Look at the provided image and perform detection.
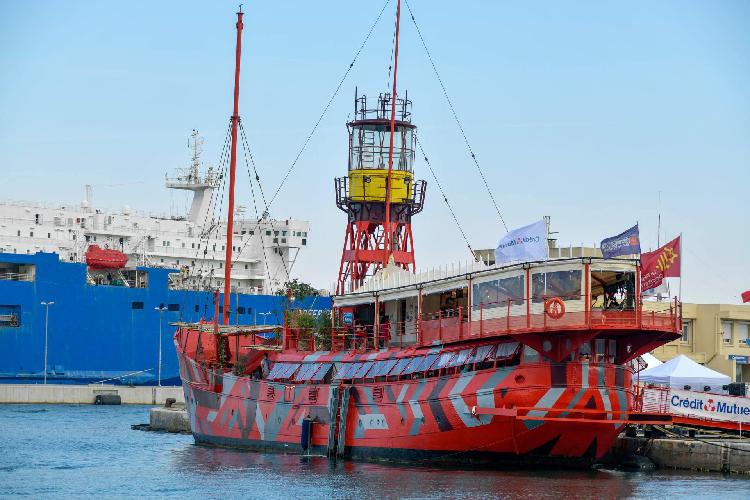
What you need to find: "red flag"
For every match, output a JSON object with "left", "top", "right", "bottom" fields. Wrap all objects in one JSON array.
[
  {"left": 742, "top": 290, "right": 750, "bottom": 303},
  {"left": 641, "top": 236, "right": 681, "bottom": 290}
]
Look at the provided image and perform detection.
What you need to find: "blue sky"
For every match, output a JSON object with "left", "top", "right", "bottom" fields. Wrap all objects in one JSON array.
[{"left": 1, "top": 0, "right": 748, "bottom": 303}]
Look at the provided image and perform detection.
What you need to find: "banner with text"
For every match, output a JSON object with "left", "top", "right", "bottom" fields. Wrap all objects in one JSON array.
[
  {"left": 641, "top": 235, "right": 681, "bottom": 291},
  {"left": 601, "top": 224, "right": 641, "bottom": 259},
  {"left": 666, "top": 389, "right": 750, "bottom": 423},
  {"left": 494, "top": 219, "right": 548, "bottom": 266}
]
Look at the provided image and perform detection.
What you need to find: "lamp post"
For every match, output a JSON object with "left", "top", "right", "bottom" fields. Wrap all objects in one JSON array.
[
  {"left": 41, "top": 301, "right": 54, "bottom": 384},
  {"left": 155, "top": 305, "right": 167, "bottom": 386},
  {"left": 258, "top": 312, "right": 271, "bottom": 326}
]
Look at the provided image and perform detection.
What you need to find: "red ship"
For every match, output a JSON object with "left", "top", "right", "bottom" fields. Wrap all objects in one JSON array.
[{"left": 175, "top": 5, "right": 681, "bottom": 466}]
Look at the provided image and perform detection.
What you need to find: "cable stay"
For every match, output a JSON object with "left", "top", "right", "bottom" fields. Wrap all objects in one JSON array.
[
  {"left": 266, "top": 0, "right": 392, "bottom": 211},
  {"left": 414, "top": 133, "right": 476, "bottom": 259},
  {"left": 404, "top": 0, "right": 509, "bottom": 232}
]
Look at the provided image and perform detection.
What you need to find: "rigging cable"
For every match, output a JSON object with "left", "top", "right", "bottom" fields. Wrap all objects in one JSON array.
[
  {"left": 237, "top": 121, "right": 281, "bottom": 286},
  {"left": 414, "top": 133, "right": 475, "bottom": 259},
  {"left": 403, "top": 0, "right": 508, "bottom": 232},
  {"left": 196, "top": 125, "right": 231, "bottom": 283},
  {"left": 266, "top": 0, "right": 392, "bottom": 210}
]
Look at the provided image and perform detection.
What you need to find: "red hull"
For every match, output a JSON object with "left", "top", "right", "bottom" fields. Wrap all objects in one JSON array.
[{"left": 176, "top": 338, "right": 633, "bottom": 466}]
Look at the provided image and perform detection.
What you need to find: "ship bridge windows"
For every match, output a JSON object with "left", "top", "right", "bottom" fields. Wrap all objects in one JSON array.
[
  {"left": 421, "top": 287, "right": 468, "bottom": 319},
  {"left": 532, "top": 270, "right": 582, "bottom": 303},
  {"left": 472, "top": 275, "right": 524, "bottom": 310},
  {"left": 590, "top": 270, "right": 635, "bottom": 310}
]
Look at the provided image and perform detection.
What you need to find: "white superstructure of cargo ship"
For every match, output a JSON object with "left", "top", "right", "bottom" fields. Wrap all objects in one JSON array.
[{"left": 0, "top": 131, "right": 309, "bottom": 294}]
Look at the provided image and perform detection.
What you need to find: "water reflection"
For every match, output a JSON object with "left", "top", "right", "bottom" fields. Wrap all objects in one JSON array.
[{"left": 170, "top": 444, "right": 638, "bottom": 499}]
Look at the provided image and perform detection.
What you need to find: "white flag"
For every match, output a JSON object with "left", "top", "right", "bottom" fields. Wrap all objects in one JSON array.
[{"left": 494, "top": 219, "right": 548, "bottom": 265}]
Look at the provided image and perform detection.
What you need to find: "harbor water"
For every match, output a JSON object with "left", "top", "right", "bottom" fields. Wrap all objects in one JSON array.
[{"left": 1, "top": 405, "right": 748, "bottom": 499}]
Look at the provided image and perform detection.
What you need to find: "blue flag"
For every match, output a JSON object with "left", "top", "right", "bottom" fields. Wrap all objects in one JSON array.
[{"left": 600, "top": 224, "right": 641, "bottom": 259}]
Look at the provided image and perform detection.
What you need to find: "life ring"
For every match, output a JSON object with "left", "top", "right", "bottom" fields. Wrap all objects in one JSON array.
[{"left": 544, "top": 297, "right": 565, "bottom": 320}]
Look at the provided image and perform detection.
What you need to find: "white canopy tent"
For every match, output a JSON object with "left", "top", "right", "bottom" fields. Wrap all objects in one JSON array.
[
  {"left": 639, "top": 354, "right": 730, "bottom": 394},
  {"left": 640, "top": 353, "right": 662, "bottom": 370}
]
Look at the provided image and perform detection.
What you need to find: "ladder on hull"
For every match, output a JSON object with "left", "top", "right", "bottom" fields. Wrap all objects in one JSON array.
[{"left": 326, "top": 385, "right": 351, "bottom": 459}]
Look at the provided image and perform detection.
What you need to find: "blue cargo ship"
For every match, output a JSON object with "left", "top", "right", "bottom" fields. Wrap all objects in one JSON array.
[{"left": 0, "top": 252, "right": 330, "bottom": 385}]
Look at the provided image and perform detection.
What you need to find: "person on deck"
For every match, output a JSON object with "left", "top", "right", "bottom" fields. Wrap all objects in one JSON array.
[
  {"left": 379, "top": 316, "right": 391, "bottom": 348},
  {"left": 260, "top": 353, "right": 271, "bottom": 378}
]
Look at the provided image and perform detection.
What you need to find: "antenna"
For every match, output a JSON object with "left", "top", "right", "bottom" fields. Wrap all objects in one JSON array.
[{"left": 657, "top": 191, "right": 662, "bottom": 247}]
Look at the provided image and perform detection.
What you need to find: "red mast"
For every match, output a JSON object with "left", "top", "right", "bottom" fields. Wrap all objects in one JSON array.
[
  {"left": 383, "top": 0, "right": 402, "bottom": 266},
  {"left": 223, "top": 8, "right": 244, "bottom": 324}
]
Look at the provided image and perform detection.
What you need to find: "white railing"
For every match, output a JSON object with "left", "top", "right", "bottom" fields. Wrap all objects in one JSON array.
[{"left": 0, "top": 272, "right": 32, "bottom": 282}]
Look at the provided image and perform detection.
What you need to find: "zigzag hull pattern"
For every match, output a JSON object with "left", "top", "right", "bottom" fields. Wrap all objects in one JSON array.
[{"left": 177, "top": 344, "right": 630, "bottom": 465}]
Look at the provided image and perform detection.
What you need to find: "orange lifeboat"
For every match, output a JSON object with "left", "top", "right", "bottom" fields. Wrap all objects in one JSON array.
[{"left": 85, "top": 245, "right": 128, "bottom": 270}]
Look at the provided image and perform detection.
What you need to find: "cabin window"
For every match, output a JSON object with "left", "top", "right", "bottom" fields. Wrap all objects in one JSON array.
[
  {"left": 532, "top": 270, "right": 582, "bottom": 303},
  {"left": 167, "top": 304, "right": 180, "bottom": 312},
  {"left": 131, "top": 301, "right": 144, "bottom": 310},
  {"left": 522, "top": 345, "right": 540, "bottom": 363},
  {"left": 194, "top": 305, "right": 200, "bottom": 313},
  {"left": 473, "top": 275, "right": 524, "bottom": 310},
  {"left": 495, "top": 342, "right": 521, "bottom": 360},
  {"left": 237, "top": 306, "right": 246, "bottom": 314}
]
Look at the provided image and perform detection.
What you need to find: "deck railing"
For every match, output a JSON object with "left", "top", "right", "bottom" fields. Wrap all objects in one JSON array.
[{"left": 282, "top": 296, "right": 681, "bottom": 353}]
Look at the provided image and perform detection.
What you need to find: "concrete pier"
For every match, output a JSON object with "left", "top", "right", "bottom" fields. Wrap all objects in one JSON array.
[
  {"left": 611, "top": 436, "right": 750, "bottom": 474},
  {"left": 149, "top": 406, "right": 190, "bottom": 433},
  {"left": 0, "top": 384, "right": 184, "bottom": 405}
]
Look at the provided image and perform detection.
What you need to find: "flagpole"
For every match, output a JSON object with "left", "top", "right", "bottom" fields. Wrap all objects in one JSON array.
[
  {"left": 678, "top": 232, "right": 683, "bottom": 302},
  {"left": 677, "top": 233, "right": 685, "bottom": 303}
]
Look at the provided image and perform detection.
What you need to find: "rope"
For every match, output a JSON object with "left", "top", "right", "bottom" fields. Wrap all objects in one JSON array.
[
  {"left": 414, "top": 133, "right": 475, "bottom": 259},
  {"left": 404, "top": 0, "right": 508, "bottom": 232},
  {"left": 266, "top": 0, "right": 392, "bottom": 210}
]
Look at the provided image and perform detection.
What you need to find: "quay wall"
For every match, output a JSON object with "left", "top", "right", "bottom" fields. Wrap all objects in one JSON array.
[
  {"left": 0, "top": 384, "right": 184, "bottom": 405},
  {"left": 614, "top": 436, "right": 750, "bottom": 474}
]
